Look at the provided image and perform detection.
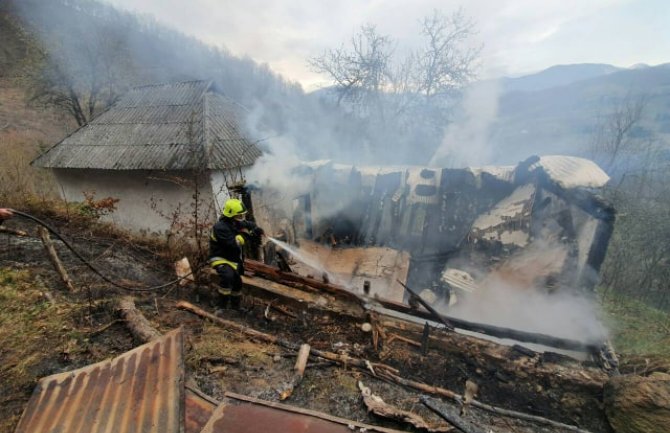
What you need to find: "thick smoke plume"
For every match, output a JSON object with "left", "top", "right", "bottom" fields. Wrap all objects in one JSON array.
[{"left": 429, "top": 79, "right": 501, "bottom": 167}]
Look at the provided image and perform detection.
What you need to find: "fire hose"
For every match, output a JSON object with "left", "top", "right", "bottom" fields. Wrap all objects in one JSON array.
[{"left": 7, "top": 209, "right": 200, "bottom": 292}]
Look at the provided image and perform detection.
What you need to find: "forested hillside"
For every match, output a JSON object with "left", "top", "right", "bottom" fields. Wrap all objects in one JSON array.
[{"left": 492, "top": 63, "right": 670, "bottom": 164}]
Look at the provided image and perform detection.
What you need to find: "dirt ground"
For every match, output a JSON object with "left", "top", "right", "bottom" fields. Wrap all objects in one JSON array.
[{"left": 0, "top": 215, "right": 614, "bottom": 433}]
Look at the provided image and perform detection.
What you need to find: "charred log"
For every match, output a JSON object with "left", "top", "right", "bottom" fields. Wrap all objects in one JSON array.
[{"left": 117, "top": 296, "right": 162, "bottom": 343}]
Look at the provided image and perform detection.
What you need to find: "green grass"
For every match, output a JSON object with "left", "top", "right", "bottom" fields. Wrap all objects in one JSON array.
[
  {"left": 599, "top": 289, "right": 670, "bottom": 358},
  {"left": 0, "top": 268, "right": 85, "bottom": 433}
]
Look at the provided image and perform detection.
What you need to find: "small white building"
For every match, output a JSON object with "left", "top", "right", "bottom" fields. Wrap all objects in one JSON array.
[{"left": 32, "top": 80, "right": 262, "bottom": 234}]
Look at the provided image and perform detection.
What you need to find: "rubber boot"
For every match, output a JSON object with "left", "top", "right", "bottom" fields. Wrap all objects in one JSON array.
[
  {"left": 230, "top": 295, "right": 242, "bottom": 311},
  {"left": 219, "top": 294, "right": 231, "bottom": 310}
]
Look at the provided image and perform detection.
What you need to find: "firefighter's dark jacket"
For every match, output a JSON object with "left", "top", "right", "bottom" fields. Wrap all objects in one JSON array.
[{"left": 209, "top": 216, "right": 259, "bottom": 264}]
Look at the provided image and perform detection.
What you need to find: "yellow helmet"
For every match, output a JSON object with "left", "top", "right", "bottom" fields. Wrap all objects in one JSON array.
[{"left": 222, "top": 198, "right": 247, "bottom": 218}]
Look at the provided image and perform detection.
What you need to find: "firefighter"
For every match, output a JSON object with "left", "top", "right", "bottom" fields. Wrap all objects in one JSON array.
[{"left": 209, "top": 198, "right": 264, "bottom": 311}]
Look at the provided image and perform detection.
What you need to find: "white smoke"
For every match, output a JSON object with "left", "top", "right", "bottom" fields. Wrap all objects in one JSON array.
[
  {"left": 439, "top": 241, "right": 608, "bottom": 343},
  {"left": 429, "top": 79, "right": 501, "bottom": 167},
  {"left": 447, "top": 280, "right": 607, "bottom": 343}
]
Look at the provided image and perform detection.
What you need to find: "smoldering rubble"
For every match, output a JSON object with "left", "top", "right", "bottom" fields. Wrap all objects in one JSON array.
[{"left": 251, "top": 154, "right": 614, "bottom": 343}]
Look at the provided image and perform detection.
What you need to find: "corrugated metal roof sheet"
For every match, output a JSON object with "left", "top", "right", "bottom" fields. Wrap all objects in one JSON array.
[
  {"left": 201, "top": 393, "right": 406, "bottom": 433},
  {"left": 185, "top": 387, "right": 217, "bottom": 433},
  {"left": 32, "top": 80, "right": 261, "bottom": 170},
  {"left": 14, "top": 328, "right": 184, "bottom": 433}
]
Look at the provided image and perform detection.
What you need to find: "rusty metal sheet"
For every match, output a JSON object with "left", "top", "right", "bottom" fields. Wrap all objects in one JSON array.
[
  {"left": 185, "top": 387, "right": 217, "bottom": 433},
  {"left": 14, "top": 328, "right": 184, "bottom": 433},
  {"left": 200, "top": 393, "right": 405, "bottom": 433}
]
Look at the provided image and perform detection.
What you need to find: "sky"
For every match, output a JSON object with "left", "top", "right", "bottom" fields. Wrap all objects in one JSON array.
[{"left": 103, "top": 0, "right": 670, "bottom": 90}]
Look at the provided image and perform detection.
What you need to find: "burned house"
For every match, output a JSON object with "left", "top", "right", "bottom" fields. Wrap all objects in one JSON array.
[
  {"left": 32, "top": 80, "right": 262, "bottom": 234},
  {"left": 252, "top": 155, "right": 614, "bottom": 308}
]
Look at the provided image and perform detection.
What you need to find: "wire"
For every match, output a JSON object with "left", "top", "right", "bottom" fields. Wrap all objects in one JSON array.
[{"left": 9, "top": 209, "right": 201, "bottom": 292}]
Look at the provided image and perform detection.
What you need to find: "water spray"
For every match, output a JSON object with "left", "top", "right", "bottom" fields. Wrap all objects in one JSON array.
[{"left": 266, "top": 237, "right": 348, "bottom": 288}]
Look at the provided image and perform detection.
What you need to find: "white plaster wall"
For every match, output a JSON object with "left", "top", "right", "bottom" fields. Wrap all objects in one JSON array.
[
  {"left": 209, "top": 170, "right": 231, "bottom": 213},
  {"left": 53, "top": 169, "right": 217, "bottom": 235},
  {"left": 209, "top": 167, "right": 254, "bottom": 213}
]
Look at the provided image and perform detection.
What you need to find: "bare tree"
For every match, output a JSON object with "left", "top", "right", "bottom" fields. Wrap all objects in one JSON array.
[
  {"left": 309, "top": 10, "right": 479, "bottom": 162},
  {"left": 414, "top": 9, "right": 480, "bottom": 100},
  {"left": 23, "top": 21, "right": 132, "bottom": 126},
  {"left": 589, "top": 95, "right": 648, "bottom": 174},
  {"left": 595, "top": 95, "right": 670, "bottom": 309},
  {"left": 309, "top": 24, "right": 394, "bottom": 110}
]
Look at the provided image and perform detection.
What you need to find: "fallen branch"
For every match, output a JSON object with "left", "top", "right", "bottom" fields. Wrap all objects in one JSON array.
[
  {"left": 88, "top": 319, "right": 122, "bottom": 337},
  {"left": 272, "top": 304, "right": 298, "bottom": 318},
  {"left": 38, "top": 227, "right": 75, "bottom": 292},
  {"left": 387, "top": 333, "right": 422, "bottom": 348},
  {"left": 359, "top": 382, "right": 451, "bottom": 432},
  {"left": 306, "top": 360, "right": 336, "bottom": 368},
  {"left": 279, "top": 343, "right": 311, "bottom": 400},
  {"left": 294, "top": 343, "right": 310, "bottom": 377},
  {"left": 0, "top": 226, "right": 29, "bottom": 236},
  {"left": 177, "top": 300, "right": 592, "bottom": 433},
  {"left": 117, "top": 296, "right": 162, "bottom": 342}
]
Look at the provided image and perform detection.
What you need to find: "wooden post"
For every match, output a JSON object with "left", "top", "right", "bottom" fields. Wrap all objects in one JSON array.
[{"left": 422, "top": 322, "right": 431, "bottom": 356}]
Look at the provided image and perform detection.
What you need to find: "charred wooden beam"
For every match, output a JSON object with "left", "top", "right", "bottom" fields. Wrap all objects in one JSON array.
[
  {"left": 421, "top": 397, "right": 484, "bottom": 433},
  {"left": 397, "top": 280, "right": 454, "bottom": 331},
  {"left": 245, "top": 260, "right": 362, "bottom": 303}
]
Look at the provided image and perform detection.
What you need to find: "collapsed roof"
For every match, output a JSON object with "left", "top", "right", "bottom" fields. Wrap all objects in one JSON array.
[{"left": 252, "top": 155, "right": 614, "bottom": 301}]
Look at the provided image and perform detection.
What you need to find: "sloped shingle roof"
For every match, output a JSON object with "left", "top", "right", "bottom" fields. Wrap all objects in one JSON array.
[{"left": 32, "top": 80, "right": 262, "bottom": 170}]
